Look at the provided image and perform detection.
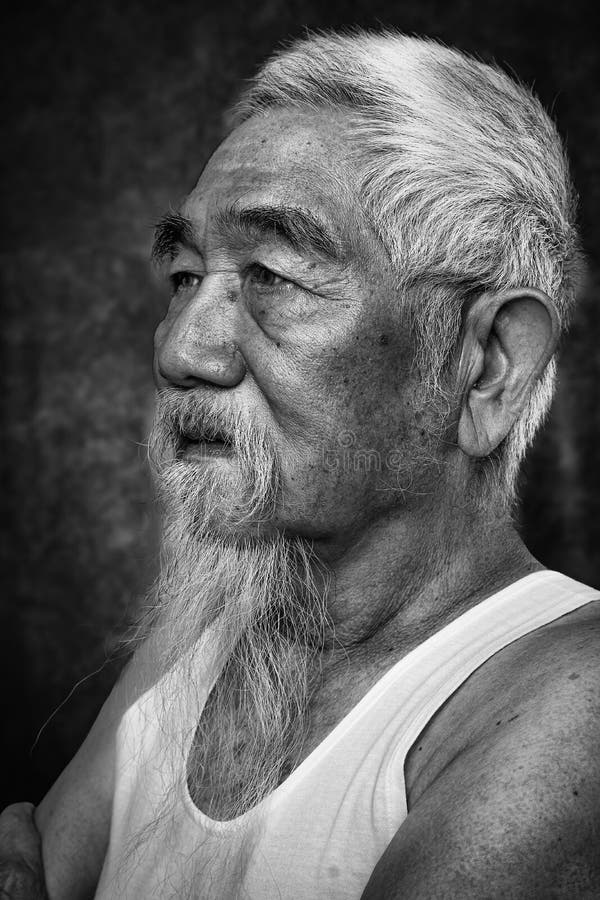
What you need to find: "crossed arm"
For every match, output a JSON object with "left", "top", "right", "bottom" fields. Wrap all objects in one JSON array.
[{"left": 0, "top": 712, "right": 115, "bottom": 900}]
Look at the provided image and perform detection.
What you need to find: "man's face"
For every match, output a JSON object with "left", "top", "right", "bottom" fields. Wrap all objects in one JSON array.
[{"left": 153, "top": 108, "right": 433, "bottom": 557}]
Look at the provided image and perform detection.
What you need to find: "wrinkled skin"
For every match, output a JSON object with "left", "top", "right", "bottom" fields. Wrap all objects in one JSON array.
[
  {"left": 153, "top": 108, "right": 438, "bottom": 562},
  {"left": 25, "top": 104, "right": 600, "bottom": 900}
]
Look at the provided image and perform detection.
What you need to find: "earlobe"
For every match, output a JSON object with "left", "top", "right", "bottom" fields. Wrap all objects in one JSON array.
[{"left": 456, "top": 288, "right": 559, "bottom": 458}]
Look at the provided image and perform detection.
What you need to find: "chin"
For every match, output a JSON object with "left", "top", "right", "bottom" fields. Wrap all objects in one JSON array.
[{"left": 157, "top": 457, "right": 280, "bottom": 545}]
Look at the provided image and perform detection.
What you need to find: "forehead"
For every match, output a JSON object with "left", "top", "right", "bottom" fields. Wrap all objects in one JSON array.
[{"left": 182, "top": 108, "right": 367, "bottom": 243}]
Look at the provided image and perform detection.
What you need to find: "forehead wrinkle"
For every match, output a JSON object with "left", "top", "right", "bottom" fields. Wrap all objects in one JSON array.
[{"left": 213, "top": 201, "right": 346, "bottom": 262}]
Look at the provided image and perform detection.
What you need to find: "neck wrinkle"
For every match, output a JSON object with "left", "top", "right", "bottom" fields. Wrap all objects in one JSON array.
[{"left": 310, "top": 497, "right": 537, "bottom": 656}]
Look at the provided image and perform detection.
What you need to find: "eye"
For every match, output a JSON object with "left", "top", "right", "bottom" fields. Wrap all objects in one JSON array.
[
  {"left": 169, "top": 271, "right": 202, "bottom": 295},
  {"left": 246, "top": 263, "right": 287, "bottom": 289}
]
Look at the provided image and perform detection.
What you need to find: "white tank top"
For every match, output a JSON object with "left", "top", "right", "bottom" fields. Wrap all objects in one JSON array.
[{"left": 94, "top": 571, "right": 598, "bottom": 899}]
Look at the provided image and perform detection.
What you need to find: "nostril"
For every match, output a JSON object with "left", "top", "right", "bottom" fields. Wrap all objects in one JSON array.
[
  {"left": 156, "top": 364, "right": 195, "bottom": 388},
  {"left": 199, "top": 350, "right": 247, "bottom": 386},
  {"left": 155, "top": 342, "right": 195, "bottom": 387},
  {"left": 155, "top": 341, "right": 247, "bottom": 389}
]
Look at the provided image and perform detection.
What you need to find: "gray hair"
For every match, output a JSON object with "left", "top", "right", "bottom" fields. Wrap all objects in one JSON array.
[{"left": 228, "top": 29, "right": 581, "bottom": 508}]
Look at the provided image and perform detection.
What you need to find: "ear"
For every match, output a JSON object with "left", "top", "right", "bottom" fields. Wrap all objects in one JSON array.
[{"left": 456, "top": 287, "right": 559, "bottom": 457}]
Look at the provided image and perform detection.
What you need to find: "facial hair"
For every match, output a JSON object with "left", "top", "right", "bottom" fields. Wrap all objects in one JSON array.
[{"left": 139, "top": 387, "right": 331, "bottom": 821}]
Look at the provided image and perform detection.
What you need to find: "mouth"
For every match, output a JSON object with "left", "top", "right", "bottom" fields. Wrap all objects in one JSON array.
[{"left": 176, "top": 424, "right": 234, "bottom": 461}]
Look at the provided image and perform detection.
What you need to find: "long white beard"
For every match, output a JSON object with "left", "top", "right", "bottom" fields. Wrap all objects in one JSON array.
[{"left": 138, "top": 388, "right": 331, "bottom": 820}]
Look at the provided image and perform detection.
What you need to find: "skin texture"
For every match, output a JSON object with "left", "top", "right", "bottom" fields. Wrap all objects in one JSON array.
[
  {"left": 364, "top": 601, "right": 600, "bottom": 898},
  {"left": 153, "top": 109, "right": 427, "bottom": 555},
  {"left": 21, "top": 107, "right": 600, "bottom": 898},
  {"left": 0, "top": 803, "right": 48, "bottom": 899}
]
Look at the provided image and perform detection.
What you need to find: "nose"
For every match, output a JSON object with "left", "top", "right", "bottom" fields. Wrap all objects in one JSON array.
[{"left": 154, "top": 278, "right": 247, "bottom": 390}]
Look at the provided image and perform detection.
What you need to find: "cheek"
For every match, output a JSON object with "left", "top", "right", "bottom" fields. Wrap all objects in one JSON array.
[
  {"left": 246, "top": 294, "right": 325, "bottom": 339},
  {"left": 322, "top": 334, "right": 418, "bottom": 454},
  {"left": 240, "top": 314, "right": 357, "bottom": 423},
  {"left": 320, "top": 333, "right": 403, "bottom": 407},
  {"left": 276, "top": 444, "right": 369, "bottom": 533}
]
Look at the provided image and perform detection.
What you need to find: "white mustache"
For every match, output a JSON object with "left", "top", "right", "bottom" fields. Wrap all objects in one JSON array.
[
  {"left": 153, "top": 387, "right": 247, "bottom": 454},
  {"left": 148, "top": 387, "right": 283, "bottom": 534}
]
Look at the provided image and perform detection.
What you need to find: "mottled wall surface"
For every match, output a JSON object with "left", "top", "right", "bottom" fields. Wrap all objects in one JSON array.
[{"left": 2, "top": 0, "right": 599, "bottom": 805}]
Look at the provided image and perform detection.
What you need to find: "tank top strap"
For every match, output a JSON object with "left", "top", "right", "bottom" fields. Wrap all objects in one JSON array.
[{"left": 382, "top": 569, "right": 599, "bottom": 768}]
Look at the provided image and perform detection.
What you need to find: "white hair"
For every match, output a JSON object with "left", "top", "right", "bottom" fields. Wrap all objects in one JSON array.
[{"left": 229, "top": 29, "right": 582, "bottom": 507}]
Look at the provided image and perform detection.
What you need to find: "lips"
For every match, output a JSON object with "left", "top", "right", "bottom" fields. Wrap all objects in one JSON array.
[{"left": 175, "top": 424, "right": 234, "bottom": 460}]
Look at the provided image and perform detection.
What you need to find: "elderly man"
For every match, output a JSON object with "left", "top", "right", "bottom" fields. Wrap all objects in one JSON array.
[{"left": 2, "top": 28, "right": 599, "bottom": 899}]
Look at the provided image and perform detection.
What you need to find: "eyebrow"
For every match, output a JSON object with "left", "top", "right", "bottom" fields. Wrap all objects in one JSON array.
[
  {"left": 151, "top": 203, "right": 344, "bottom": 265},
  {"left": 151, "top": 213, "right": 198, "bottom": 265},
  {"left": 214, "top": 203, "right": 343, "bottom": 262}
]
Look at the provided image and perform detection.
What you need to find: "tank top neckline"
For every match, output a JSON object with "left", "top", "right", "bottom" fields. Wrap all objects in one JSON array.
[{"left": 179, "top": 569, "right": 596, "bottom": 830}]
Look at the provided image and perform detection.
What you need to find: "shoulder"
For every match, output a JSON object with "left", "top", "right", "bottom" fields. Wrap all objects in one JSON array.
[
  {"left": 480, "top": 590, "right": 600, "bottom": 726},
  {"left": 461, "top": 593, "right": 600, "bottom": 818},
  {"left": 407, "top": 587, "right": 600, "bottom": 804},
  {"left": 364, "top": 590, "right": 600, "bottom": 899},
  {"left": 464, "top": 590, "right": 600, "bottom": 755}
]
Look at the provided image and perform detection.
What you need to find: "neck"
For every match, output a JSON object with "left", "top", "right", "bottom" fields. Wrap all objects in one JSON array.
[{"left": 310, "top": 494, "right": 541, "bottom": 654}]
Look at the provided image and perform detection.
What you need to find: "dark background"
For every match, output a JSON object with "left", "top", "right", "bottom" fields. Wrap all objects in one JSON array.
[{"left": 1, "top": 0, "right": 599, "bottom": 808}]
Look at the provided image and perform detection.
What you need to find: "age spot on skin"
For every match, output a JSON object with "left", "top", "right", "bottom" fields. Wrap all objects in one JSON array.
[{"left": 568, "top": 672, "right": 581, "bottom": 680}]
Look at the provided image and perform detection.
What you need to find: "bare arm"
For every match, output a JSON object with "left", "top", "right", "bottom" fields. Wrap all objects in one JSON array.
[
  {"left": 34, "top": 706, "right": 115, "bottom": 900},
  {"left": 34, "top": 642, "right": 157, "bottom": 900},
  {"left": 362, "top": 609, "right": 600, "bottom": 898}
]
